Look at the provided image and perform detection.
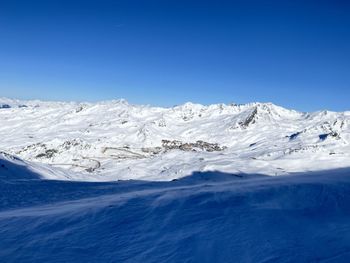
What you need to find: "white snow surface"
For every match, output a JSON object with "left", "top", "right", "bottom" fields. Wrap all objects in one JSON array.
[{"left": 0, "top": 97, "right": 349, "bottom": 181}]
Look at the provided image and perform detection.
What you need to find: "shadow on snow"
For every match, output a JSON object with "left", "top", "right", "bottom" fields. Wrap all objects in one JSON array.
[{"left": 1, "top": 159, "right": 350, "bottom": 262}]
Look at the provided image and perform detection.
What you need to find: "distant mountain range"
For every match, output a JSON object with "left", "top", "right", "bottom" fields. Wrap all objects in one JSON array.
[{"left": 0, "top": 97, "right": 349, "bottom": 181}]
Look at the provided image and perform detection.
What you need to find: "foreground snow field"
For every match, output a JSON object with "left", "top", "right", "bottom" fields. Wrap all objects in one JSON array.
[
  {"left": 1, "top": 154, "right": 350, "bottom": 262},
  {"left": 0, "top": 97, "right": 349, "bottom": 181}
]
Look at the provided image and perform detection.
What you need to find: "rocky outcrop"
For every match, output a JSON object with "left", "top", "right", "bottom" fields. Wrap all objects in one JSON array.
[
  {"left": 239, "top": 107, "right": 258, "bottom": 128},
  {"left": 0, "top": 104, "right": 11, "bottom": 109},
  {"left": 36, "top": 149, "right": 58, "bottom": 159}
]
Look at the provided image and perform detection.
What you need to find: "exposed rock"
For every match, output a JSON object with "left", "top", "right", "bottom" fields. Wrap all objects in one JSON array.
[
  {"left": 239, "top": 107, "right": 258, "bottom": 128},
  {"left": 75, "top": 106, "right": 84, "bottom": 113},
  {"left": 62, "top": 140, "right": 80, "bottom": 150},
  {"left": 330, "top": 131, "right": 341, "bottom": 139},
  {"left": 61, "top": 139, "right": 91, "bottom": 150},
  {"left": 284, "top": 145, "right": 321, "bottom": 155},
  {"left": 36, "top": 149, "right": 58, "bottom": 159},
  {"left": 157, "top": 118, "right": 167, "bottom": 127},
  {"left": 17, "top": 143, "right": 47, "bottom": 155},
  {"left": 0, "top": 104, "right": 11, "bottom": 109}
]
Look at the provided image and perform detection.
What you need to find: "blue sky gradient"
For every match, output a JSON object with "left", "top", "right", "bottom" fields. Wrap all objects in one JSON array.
[{"left": 0, "top": 0, "right": 349, "bottom": 111}]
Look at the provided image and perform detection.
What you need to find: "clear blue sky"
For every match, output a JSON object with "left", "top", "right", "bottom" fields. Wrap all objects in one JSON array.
[{"left": 0, "top": 0, "right": 349, "bottom": 111}]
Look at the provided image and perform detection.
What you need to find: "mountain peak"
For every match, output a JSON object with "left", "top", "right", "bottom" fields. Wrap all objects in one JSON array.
[{"left": 0, "top": 97, "right": 349, "bottom": 181}]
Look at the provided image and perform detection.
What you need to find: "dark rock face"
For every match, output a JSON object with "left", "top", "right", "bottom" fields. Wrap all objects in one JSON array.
[
  {"left": 239, "top": 107, "right": 258, "bottom": 128},
  {"left": 329, "top": 131, "right": 341, "bottom": 139},
  {"left": 161, "top": 140, "right": 226, "bottom": 152},
  {"left": 61, "top": 139, "right": 85, "bottom": 150},
  {"left": 0, "top": 104, "right": 11, "bottom": 109},
  {"left": 75, "top": 106, "right": 84, "bottom": 113},
  {"left": 36, "top": 149, "right": 58, "bottom": 159}
]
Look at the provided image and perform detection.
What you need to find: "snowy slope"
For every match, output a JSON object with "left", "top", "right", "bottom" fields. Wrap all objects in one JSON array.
[
  {"left": 0, "top": 97, "right": 349, "bottom": 181},
  {"left": 1, "top": 100, "right": 350, "bottom": 262},
  {"left": 1, "top": 156, "right": 350, "bottom": 262}
]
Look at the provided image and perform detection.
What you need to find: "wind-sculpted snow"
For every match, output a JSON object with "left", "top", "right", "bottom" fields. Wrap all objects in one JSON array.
[
  {"left": 1, "top": 156, "right": 350, "bottom": 262},
  {"left": 0, "top": 97, "right": 349, "bottom": 181}
]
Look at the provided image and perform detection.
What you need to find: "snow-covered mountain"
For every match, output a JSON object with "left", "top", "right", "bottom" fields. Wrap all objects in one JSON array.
[
  {"left": 0, "top": 97, "right": 349, "bottom": 181},
  {"left": 1, "top": 98, "right": 350, "bottom": 263}
]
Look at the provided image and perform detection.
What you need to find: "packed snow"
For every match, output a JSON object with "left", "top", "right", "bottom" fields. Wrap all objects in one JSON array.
[
  {"left": 1, "top": 153, "right": 350, "bottom": 262},
  {"left": 0, "top": 97, "right": 349, "bottom": 181}
]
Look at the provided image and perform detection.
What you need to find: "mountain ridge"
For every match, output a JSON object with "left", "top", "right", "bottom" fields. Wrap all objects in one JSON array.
[{"left": 0, "top": 97, "right": 349, "bottom": 181}]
